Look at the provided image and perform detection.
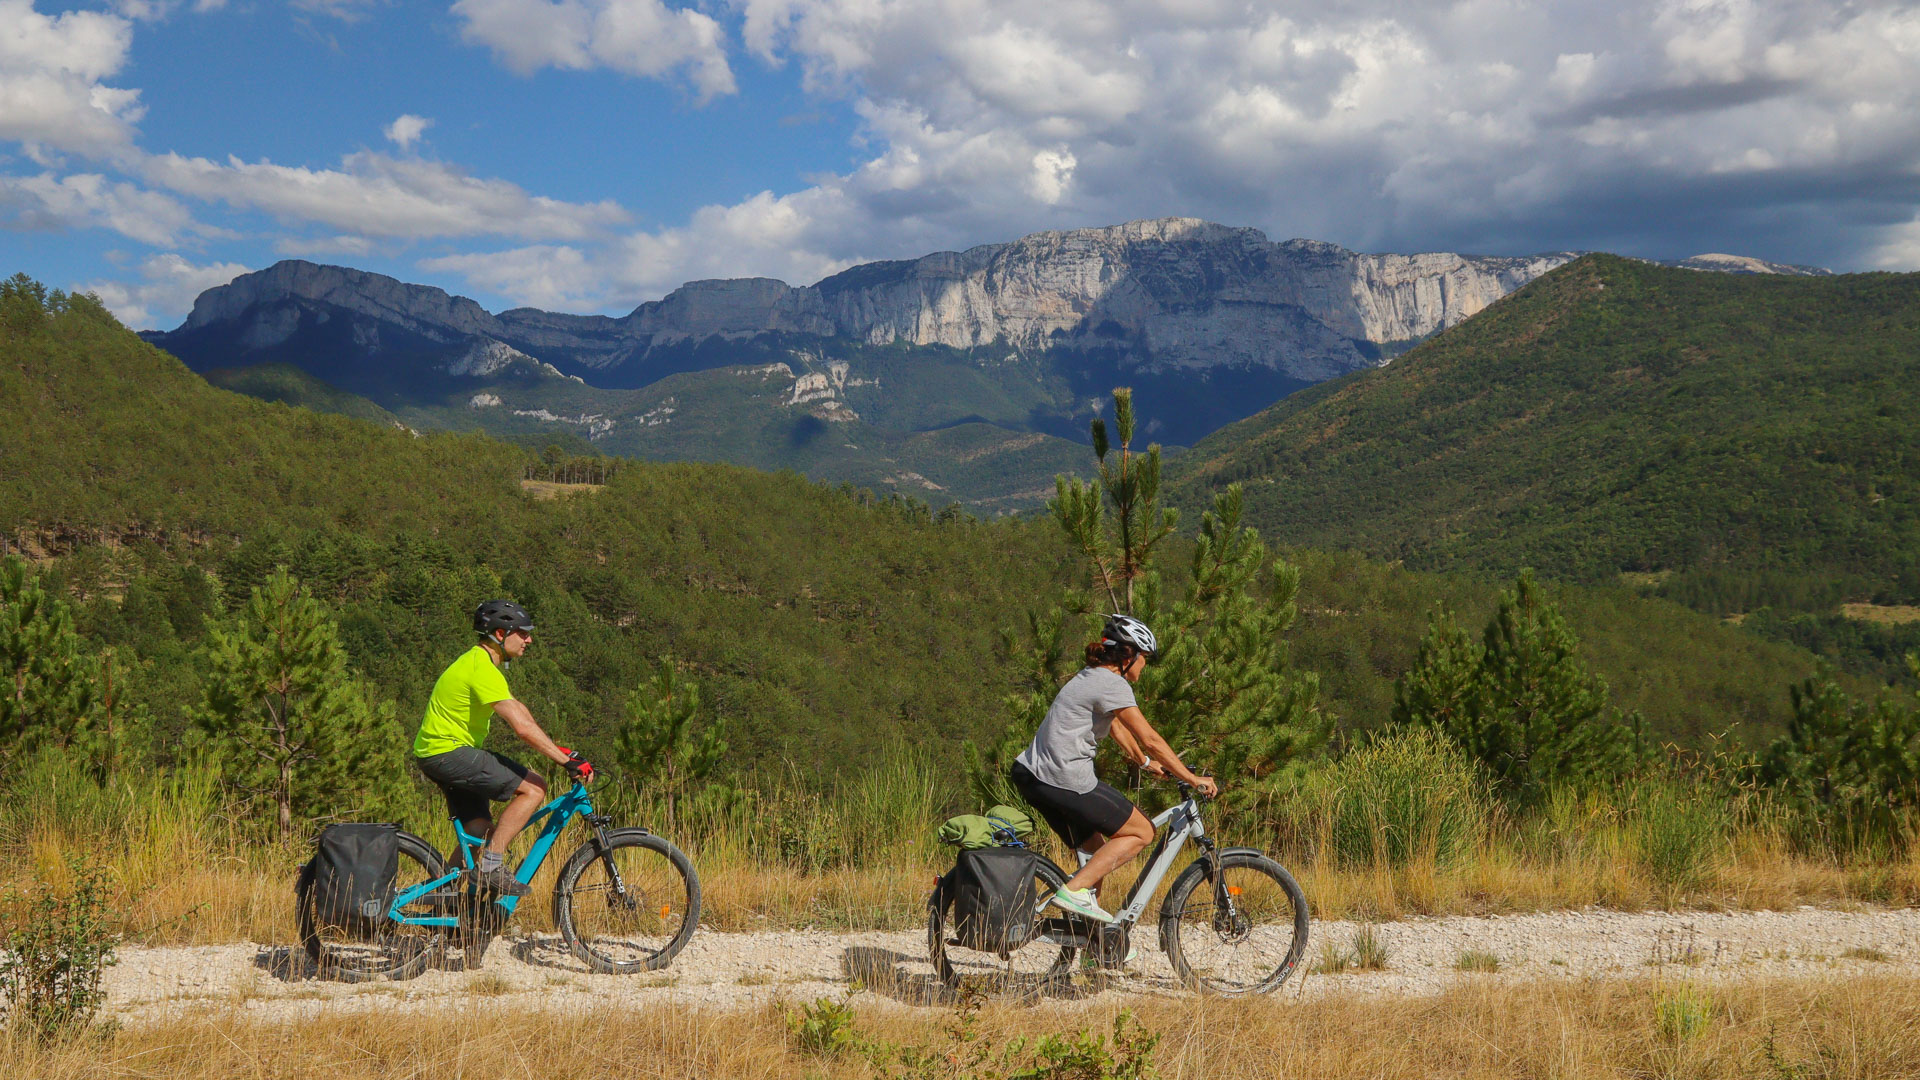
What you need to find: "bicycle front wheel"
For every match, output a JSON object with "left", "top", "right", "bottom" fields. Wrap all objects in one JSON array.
[
  {"left": 553, "top": 828, "right": 701, "bottom": 974},
  {"left": 297, "top": 830, "right": 447, "bottom": 983},
  {"left": 1159, "top": 850, "right": 1309, "bottom": 995}
]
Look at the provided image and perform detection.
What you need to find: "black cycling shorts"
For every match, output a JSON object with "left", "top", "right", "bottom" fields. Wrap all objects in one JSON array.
[
  {"left": 415, "top": 747, "right": 531, "bottom": 824},
  {"left": 1010, "top": 760, "right": 1136, "bottom": 851}
]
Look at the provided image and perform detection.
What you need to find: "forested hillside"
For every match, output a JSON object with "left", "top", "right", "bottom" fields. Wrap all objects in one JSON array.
[
  {"left": 1170, "top": 256, "right": 1920, "bottom": 614},
  {"left": 0, "top": 273, "right": 1839, "bottom": 784},
  {"left": 2, "top": 275, "right": 1069, "bottom": 768}
]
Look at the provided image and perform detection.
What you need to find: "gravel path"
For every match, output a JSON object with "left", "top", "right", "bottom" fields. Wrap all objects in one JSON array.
[{"left": 105, "top": 906, "right": 1920, "bottom": 1025}]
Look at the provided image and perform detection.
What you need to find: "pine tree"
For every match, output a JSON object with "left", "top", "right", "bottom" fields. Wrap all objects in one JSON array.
[
  {"left": 1052, "top": 388, "right": 1178, "bottom": 612},
  {"left": 976, "top": 390, "right": 1323, "bottom": 817},
  {"left": 195, "top": 568, "right": 396, "bottom": 840},
  {"left": 1135, "top": 484, "right": 1326, "bottom": 812},
  {"left": 1760, "top": 654, "right": 1920, "bottom": 847},
  {"left": 615, "top": 660, "right": 729, "bottom": 833},
  {"left": 1394, "top": 571, "right": 1639, "bottom": 806},
  {"left": 0, "top": 556, "right": 99, "bottom": 765},
  {"left": 1391, "top": 608, "right": 1483, "bottom": 736}
]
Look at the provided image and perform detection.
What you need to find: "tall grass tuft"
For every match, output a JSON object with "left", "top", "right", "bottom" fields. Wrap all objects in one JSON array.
[
  {"left": 1654, "top": 982, "right": 1714, "bottom": 1042},
  {"left": 1627, "top": 777, "right": 1729, "bottom": 898},
  {"left": 1299, "top": 728, "right": 1487, "bottom": 870}
]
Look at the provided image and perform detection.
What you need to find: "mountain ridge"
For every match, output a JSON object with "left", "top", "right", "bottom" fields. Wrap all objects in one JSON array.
[
  {"left": 1167, "top": 254, "right": 1919, "bottom": 612},
  {"left": 150, "top": 217, "right": 1581, "bottom": 386}
]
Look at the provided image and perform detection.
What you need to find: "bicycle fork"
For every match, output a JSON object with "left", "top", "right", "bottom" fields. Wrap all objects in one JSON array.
[
  {"left": 1197, "top": 835, "right": 1248, "bottom": 937},
  {"left": 588, "top": 813, "right": 640, "bottom": 911}
]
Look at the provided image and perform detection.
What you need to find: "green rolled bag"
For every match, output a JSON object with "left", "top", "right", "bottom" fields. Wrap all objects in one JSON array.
[{"left": 937, "top": 804, "right": 1036, "bottom": 849}]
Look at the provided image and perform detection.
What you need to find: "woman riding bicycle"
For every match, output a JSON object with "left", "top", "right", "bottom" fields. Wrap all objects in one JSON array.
[{"left": 1011, "top": 614, "right": 1217, "bottom": 924}]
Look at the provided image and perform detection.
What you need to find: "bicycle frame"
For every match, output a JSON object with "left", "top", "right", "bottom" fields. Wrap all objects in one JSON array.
[
  {"left": 1102, "top": 795, "right": 1209, "bottom": 927},
  {"left": 386, "top": 782, "right": 597, "bottom": 928},
  {"left": 1033, "top": 792, "right": 1212, "bottom": 946}
]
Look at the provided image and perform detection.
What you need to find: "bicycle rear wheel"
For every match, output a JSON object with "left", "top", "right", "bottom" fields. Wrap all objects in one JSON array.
[
  {"left": 1159, "top": 850, "right": 1309, "bottom": 995},
  {"left": 297, "top": 830, "right": 447, "bottom": 982},
  {"left": 929, "top": 855, "right": 1075, "bottom": 996},
  {"left": 553, "top": 828, "right": 701, "bottom": 974}
]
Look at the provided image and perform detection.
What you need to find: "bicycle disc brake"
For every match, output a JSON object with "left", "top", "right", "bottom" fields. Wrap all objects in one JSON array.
[{"left": 1211, "top": 897, "right": 1252, "bottom": 942}]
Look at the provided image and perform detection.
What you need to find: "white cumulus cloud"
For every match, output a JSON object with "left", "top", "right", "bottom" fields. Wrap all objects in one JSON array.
[
  {"left": 383, "top": 114, "right": 432, "bottom": 150},
  {"left": 453, "top": 0, "right": 736, "bottom": 102},
  {"left": 141, "top": 149, "right": 632, "bottom": 241},
  {"left": 80, "top": 252, "right": 249, "bottom": 329},
  {"left": 0, "top": 171, "right": 208, "bottom": 245},
  {"left": 0, "top": 0, "right": 143, "bottom": 154},
  {"left": 429, "top": 0, "right": 1920, "bottom": 312},
  {"left": 421, "top": 188, "right": 854, "bottom": 309}
]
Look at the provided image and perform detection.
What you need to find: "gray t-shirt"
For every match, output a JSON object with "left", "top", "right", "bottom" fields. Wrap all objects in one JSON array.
[{"left": 1015, "top": 667, "right": 1138, "bottom": 794}]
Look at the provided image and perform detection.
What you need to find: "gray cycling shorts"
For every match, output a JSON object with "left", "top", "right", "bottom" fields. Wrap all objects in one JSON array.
[{"left": 415, "top": 747, "right": 530, "bottom": 823}]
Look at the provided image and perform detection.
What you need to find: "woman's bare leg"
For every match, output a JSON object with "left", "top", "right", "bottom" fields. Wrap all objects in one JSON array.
[{"left": 1063, "top": 809, "right": 1153, "bottom": 893}]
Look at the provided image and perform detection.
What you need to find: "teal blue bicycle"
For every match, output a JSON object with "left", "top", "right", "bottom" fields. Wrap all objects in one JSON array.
[{"left": 296, "top": 769, "right": 700, "bottom": 981}]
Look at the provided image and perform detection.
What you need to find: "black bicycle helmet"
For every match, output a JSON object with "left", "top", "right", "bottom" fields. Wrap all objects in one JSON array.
[{"left": 473, "top": 599, "right": 534, "bottom": 636}]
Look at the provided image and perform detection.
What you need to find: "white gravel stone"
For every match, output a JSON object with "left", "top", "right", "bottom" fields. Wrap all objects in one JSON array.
[{"left": 102, "top": 906, "right": 1920, "bottom": 1026}]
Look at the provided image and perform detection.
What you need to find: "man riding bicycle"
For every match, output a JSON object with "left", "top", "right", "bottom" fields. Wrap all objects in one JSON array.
[
  {"left": 1011, "top": 614, "right": 1216, "bottom": 926},
  {"left": 412, "top": 600, "right": 594, "bottom": 897}
]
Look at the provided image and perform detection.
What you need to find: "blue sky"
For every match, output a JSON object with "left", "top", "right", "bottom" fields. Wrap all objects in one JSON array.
[{"left": 6, "top": 0, "right": 1920, "bottom": 328}]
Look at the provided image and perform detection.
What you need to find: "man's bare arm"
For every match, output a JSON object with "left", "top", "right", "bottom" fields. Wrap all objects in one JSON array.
[{"left": 493, "top": 698, "right": 571, "bottom": 766}]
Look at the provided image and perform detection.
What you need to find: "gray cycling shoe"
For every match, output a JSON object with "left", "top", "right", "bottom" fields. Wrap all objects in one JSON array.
[{"left": 474, "top": 867, "right": 531, "bottom": 897}]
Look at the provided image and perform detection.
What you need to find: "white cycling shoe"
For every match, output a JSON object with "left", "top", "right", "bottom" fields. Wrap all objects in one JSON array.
[{"left": 1046, "top": 886, "right": 1116, "bottom": 924}]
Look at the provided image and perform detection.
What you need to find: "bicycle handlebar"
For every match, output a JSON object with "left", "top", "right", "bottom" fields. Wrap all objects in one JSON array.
[{"left": 1172, "top": 776, "right": 1217, "bottom": 802}]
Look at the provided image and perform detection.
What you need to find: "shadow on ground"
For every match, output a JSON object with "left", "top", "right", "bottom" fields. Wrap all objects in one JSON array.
[{"left": 841, "top": 946, "right": 1112, "bottom": 1006}]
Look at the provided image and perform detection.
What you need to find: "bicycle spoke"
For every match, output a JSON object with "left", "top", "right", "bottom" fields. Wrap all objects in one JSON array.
[
  {"left": 302, "top": 836, "right": 444, "bottom": 981},
  {"left": 566, "top": 842, "right": 688, "bottom": 966},
  {"left": 930, "top": 869, "right": 1073, "bottom": 995},
  {"left": 1171, "top": 861, "right": 1303, "bottom": 993}
]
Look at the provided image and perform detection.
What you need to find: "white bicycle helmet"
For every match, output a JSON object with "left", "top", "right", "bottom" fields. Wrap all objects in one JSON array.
[{"left": 1102, "top": 613, "right": 1158, "bottom": 658}]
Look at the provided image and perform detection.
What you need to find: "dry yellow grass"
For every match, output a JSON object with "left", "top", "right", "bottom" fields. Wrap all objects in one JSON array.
[
  {"left": 11, "top": 809, "right": 1920, "bottom": 945},
  {"left": 519, "top": 479, "right": 604, "bottom": 500},
  {"left": 10, "top": 754, "right": 1920, "bottom": 946},
  {"left": 6, "top": 976, "right": 1917, "bottom": 1078},
  {"left": 1840, "top": 602, "right": 1920, "bottom": 625}
]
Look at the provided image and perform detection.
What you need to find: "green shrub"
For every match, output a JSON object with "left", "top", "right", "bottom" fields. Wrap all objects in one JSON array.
[
  {"left": 0, "top": 859, "right": 119, "bottom": 1040},
  {"left": 1352, "top": 924, "right": 1390, "bottom": 971},
  {"left": 1010, "top": 1010, "right": 1160, "bottom": 1080},
  {"left": 1312, "top": 728, "right": 1486, "bottom": 869},
  {"left": 1655, "top": 984, "right": 1713, "bottom": 1042},
  {"left": 1393, "top": 574, "right": 1643, "bottom": 807},
  {"left": 1456, "top": 949, "right": 1500, "bottom": 972},
  {"left": 785, "top": 995, "right": 859, "bottom": 1059},
  {"left": 1759, "top": 658, "right": 1920, "bottom": 853},
  {"left": 865, "top": 996, "right": 1160, "bottom": 1080}
]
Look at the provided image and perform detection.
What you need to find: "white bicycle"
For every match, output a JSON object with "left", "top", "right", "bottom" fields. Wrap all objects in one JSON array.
[{"left": 928, "top": 780, "right": 1310, "bottom": 995}]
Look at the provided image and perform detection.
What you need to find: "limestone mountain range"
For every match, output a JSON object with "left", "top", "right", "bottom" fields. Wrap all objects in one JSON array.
[
  {"left": 160, "top": 218, "right": 1583, "bottom": 388},
  {"left": 143, "top": 217, "right": 1830, "bottom": 505}
]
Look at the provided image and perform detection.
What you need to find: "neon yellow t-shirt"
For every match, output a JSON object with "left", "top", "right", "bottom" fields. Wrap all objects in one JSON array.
[{"left": 413, "top": 645, "right": 512, "bottom": 758}]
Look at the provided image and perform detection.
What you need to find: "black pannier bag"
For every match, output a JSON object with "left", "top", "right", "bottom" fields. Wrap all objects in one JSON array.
[
  {"left": 308, "top": 823, "right": 401, "bottom": 938},
  {"left": 946, "top": 845, "right": 1038, "bottom": 954}
]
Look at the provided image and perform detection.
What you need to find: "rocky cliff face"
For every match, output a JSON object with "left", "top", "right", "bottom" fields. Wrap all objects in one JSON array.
[
  {"left": 798, "top": 220, "right": 1574, "bottom": 378},
  {"left": 154, "top": 218, "right": 1579, "bottom": 386},
  {"left": 181, "top": 259, "right": 503, "bottom": 343}
]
